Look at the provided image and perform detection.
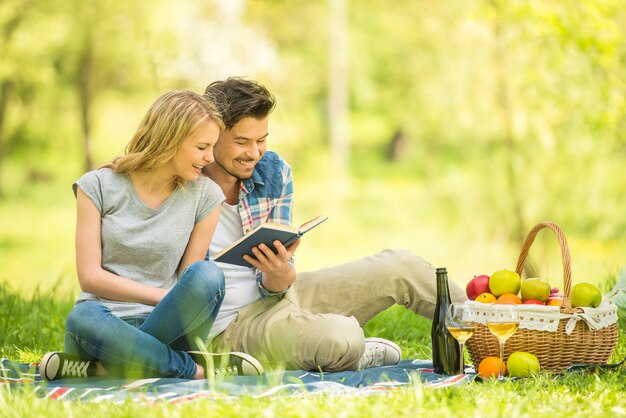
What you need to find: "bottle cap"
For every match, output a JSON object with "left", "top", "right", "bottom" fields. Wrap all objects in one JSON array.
[{"left": 436, "top": 267, "right": 447, "bottom": 273}]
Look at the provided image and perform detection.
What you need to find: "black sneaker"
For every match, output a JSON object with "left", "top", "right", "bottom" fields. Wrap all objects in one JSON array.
[
  {"left": 39, "top": 352, "right": 97, "bottom": 381},
  {"left": 188, "top": 351, "right": 264, "bottom": 376}
]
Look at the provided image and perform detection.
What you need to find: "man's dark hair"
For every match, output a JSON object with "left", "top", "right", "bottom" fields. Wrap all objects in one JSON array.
[{"left": 203, "top": 77, "right": 276, "bottom": 129}]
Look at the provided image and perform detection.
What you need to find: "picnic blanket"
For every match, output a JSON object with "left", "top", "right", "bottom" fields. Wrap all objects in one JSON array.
[{"left": 1, "top": 358, "right": 475, "bottom": 404}]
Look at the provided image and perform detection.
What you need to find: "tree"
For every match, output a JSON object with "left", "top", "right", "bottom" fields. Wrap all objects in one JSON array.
[
  {"left": 0, "top": 1, "right": 30, "bottom": 197},
  {"left": 328, "top": 0, "right": 350, "bottom": 173},
  {"left": 0, "top": 0, "right": 63, "bottom": 197},
  {"left": 53, "top": 0, "right": 150, "bottom": 172}
]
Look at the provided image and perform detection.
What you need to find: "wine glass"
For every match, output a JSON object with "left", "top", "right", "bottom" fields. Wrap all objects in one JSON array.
[
  {"left": 445, "top": 304, "right": 477, "bottom": 374},
  {"left": 486, "top": 304, "right": 519, "bottom": 380}
]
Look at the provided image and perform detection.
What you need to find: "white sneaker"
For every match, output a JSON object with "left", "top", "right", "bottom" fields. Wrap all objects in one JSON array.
[{"left": 357, "top": 338, "right": 402, "bottom": 370}]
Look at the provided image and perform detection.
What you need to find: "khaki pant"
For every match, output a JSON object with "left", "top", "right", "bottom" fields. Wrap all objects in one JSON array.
[{"left": 212, "top": 249, "right": 467, "bottom": 371}]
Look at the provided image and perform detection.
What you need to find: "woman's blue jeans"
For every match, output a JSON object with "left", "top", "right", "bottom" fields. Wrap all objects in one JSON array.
[{"left": 64, "top": 261, "right": 225, "bottom": 379}]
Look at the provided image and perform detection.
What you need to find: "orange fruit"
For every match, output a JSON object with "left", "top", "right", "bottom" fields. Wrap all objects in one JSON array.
[
  {"left": 495, "top": 293, "right": 522, "bottom": 305},
  {"left": 546, "top": 297, "right": 563, "bottom": 307},
  {"left": 478, "top": 356, "right": 506, "bottom": 378},
  {"left": 475, "top": 293, "right": 497, "bottom": 303}
]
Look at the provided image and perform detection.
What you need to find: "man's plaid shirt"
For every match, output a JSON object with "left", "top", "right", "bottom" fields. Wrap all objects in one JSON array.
[{"left": 236, "top": 151, "right": 294, "bottom": 298}]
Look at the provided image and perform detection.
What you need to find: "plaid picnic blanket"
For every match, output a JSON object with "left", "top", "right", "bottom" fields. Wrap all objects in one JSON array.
[{"left": 1, "top": 358, "right": 475, "bottom": 404}]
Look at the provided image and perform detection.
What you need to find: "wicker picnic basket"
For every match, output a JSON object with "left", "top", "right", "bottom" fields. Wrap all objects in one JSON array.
[{"left": 465, "top": 221, "right": 619, "bottom": 373}]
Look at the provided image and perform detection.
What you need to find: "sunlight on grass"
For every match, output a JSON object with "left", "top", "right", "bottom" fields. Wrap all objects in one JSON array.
[
  {"left": 0, "top": 202, "right": 76, "bottom": 295},
  {"left": 1, "top": 371, "right": 626, "bottom": 417}
]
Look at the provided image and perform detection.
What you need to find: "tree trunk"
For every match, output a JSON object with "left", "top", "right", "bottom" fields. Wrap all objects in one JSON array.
[
  {"left": 78, "top": 39, "right": 94, "bottom": 172},
  {"left": 0, "top": 81, "right": 15, "bottom": 198},
  {"left": 328, "top": 0, "right": 350, "bottom": 174},
  {"left": 386, "top": 129, "right": 407, "bottom": 162},
  {"left": 0, "top": 4, "right": 28, "bottom": 197},
  {"left": 491, "top": 1, "right": 536, "bottom": 277}
]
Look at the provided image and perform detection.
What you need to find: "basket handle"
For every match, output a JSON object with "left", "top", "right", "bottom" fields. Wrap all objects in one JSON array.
[{"left": 515, "top": 221, "right": 574, "bottom": 311}]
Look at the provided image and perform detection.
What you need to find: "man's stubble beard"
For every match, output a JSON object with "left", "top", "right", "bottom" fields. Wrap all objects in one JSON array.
[{"left": 215, "top": 157, "right": 254, "bottom": 182}]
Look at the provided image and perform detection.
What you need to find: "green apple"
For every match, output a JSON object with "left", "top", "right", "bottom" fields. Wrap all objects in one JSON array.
[
  {"left": 489, "top": 269, "right": 521, "bottom": 297},
  {"left": 507, "top": 351, "right": 540, "bottom": 377},
  {"left": 520, "top": 278, "right": 551, "bottom": 303},
  {"left": 571, "top": 282, "right": 602, "bottom": 308}
]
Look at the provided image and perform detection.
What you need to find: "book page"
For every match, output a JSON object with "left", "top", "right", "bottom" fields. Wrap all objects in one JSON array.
[{"left": 298, "top": 215, "right": 329, "bottom": 234}]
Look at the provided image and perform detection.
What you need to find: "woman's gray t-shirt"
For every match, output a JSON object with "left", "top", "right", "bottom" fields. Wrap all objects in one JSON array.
[{"left": 73, "top": 168, "right": 224, "bottom": 318}]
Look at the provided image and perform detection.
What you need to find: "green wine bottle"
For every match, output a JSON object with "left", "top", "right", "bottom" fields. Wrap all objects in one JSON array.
[{"left": 431, "top": 267, "right": 461, "bottom": 375}]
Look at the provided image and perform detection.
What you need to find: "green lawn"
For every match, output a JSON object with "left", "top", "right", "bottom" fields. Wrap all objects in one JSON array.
[
  {"left": 3, "top": 374, "right": 626, "bottom": 417},
  {"left": 1, "top": 284, "right": 625, "bottom": 417}
]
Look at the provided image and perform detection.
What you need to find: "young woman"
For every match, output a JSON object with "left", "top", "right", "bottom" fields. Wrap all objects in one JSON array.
[{"left": 39, "top": 90, "right": 262, "bottom": 381}]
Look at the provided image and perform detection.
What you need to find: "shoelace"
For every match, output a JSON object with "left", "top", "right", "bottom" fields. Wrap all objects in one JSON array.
[
  {"left": 210, "top": 365, "right": 239, "bottom": 376},
  {"left": 359, "top": 345, "right": 385, "bottom": 369},
  {"left": 61, "top": 359, "right": 91, "bottom": 377}
]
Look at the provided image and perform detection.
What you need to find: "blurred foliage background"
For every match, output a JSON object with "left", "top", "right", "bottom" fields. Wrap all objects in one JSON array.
[{"left": 1, "top": 0, "right": 625, "bottom": 296}]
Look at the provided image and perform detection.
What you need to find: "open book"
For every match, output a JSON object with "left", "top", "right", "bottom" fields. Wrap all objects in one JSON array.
[{"left": 213, "top": 215, "right": 328, "bottom": 267}]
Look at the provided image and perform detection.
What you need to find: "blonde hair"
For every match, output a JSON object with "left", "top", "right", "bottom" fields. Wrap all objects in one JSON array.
[{"left": 109, "top": 90, "right": 224, "bottom": 186}]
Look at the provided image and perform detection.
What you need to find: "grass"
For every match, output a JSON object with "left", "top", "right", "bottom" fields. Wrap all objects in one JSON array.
[
  {"left": 1, "top": 283, "right": 626, "bottom": 416},
  {"left": 2, "top": 376, "right": 626, "bottom": 417}
]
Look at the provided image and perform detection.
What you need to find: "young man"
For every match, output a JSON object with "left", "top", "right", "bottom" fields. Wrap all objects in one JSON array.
[{"left": 202, "top": 77, "right": 467, "bottom": 372}]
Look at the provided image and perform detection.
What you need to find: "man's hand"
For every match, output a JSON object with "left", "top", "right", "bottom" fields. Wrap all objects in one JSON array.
[{"left": 244, "top": 239, "right": 301, "bottom": 293}]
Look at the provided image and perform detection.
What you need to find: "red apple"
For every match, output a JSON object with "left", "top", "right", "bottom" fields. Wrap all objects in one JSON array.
[
  {"left": 523, "top": 299, "right": 545, "bottom": 305},
  {"left": 466, "top": 275, "right": 491, "bottom": 300}
]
